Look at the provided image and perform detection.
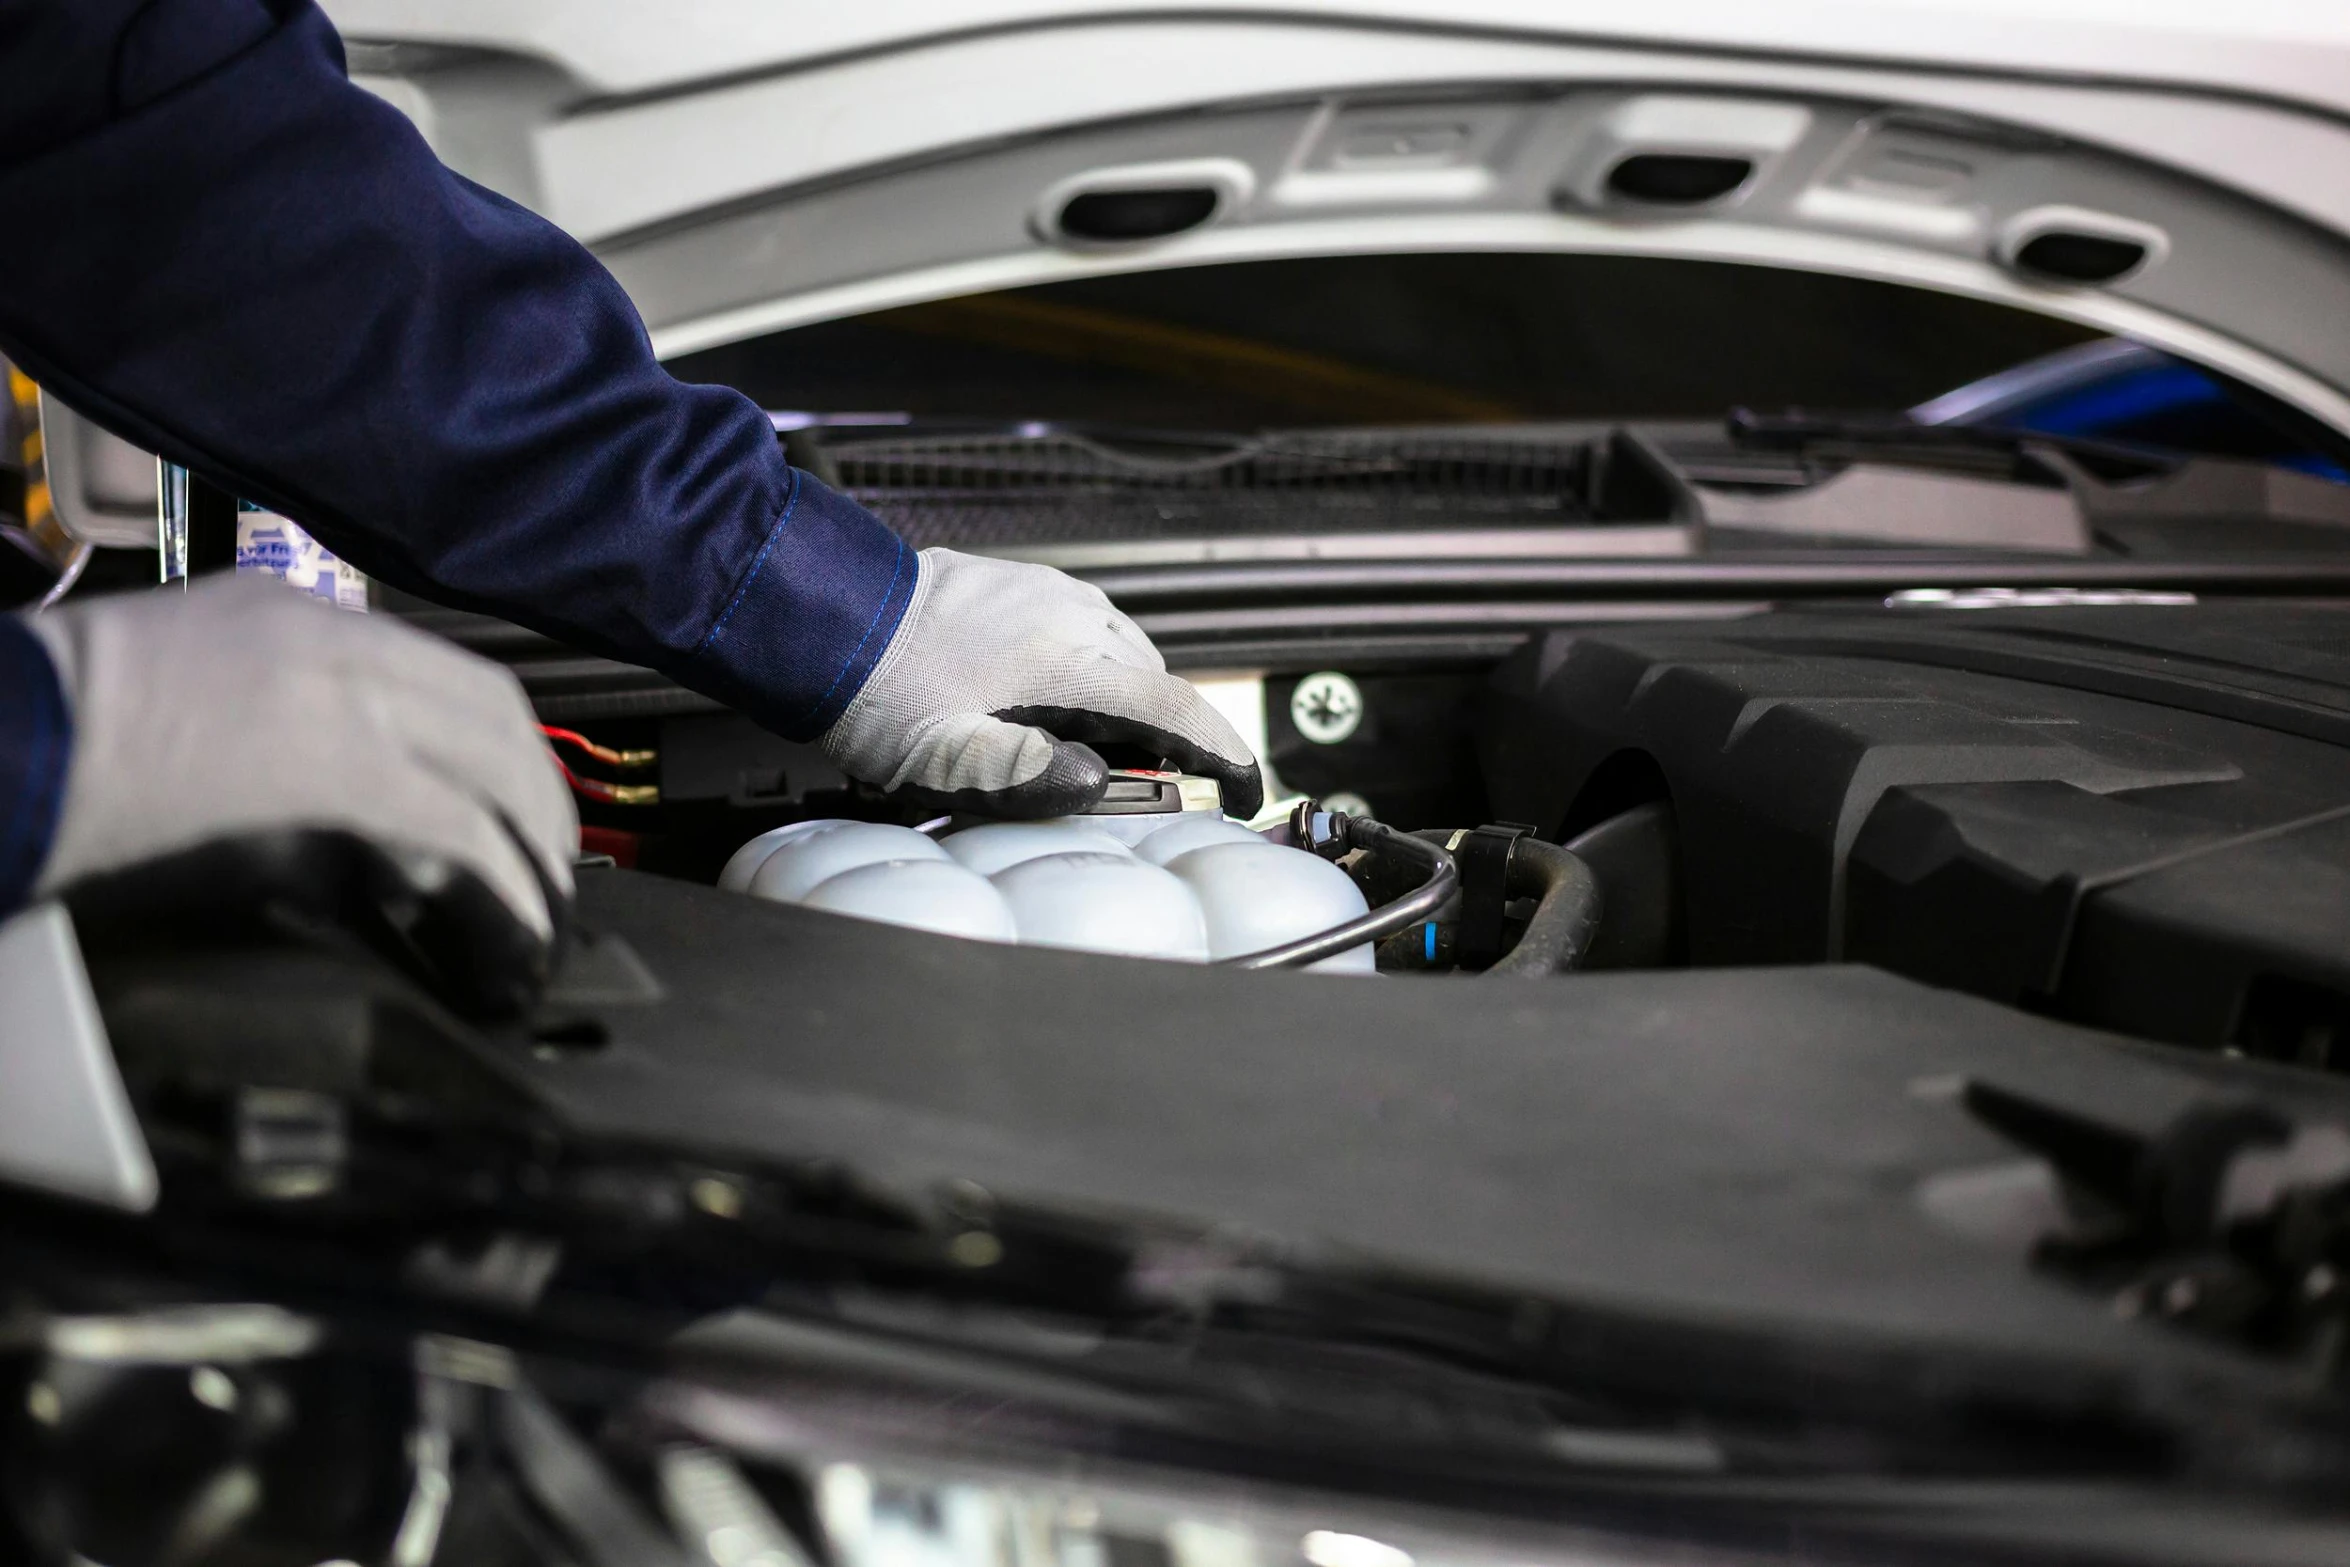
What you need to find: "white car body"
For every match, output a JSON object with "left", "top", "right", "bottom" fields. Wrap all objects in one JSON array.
[{"left": 324, "top": 0, "right": 2350, "bottom": 433}]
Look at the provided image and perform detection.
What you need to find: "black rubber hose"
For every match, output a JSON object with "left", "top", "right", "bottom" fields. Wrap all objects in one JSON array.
[
  {"left": 1221, "top": 816, "right": 1458, "bottom": 969},
  {"left": 1485, "top": 838, "right": 1605, "bottom": 977}
]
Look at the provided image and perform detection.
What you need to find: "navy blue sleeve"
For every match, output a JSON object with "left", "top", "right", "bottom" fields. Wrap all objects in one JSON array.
[
  {"left": 0, "top": 617, "right": 69, "bottom": 913},
  {"left": 0, "top": 0, "right": 915, "bottom": 741}
]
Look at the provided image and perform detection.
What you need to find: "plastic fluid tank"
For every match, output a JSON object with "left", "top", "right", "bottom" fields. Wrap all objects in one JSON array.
[
  {"left": 1039, "top": 808, "right": 1217, "bottom": 848},
  {"left": 800, "top": 859, "right": 1018, "bottom": 942},
  {"left": 718, "top": 819, "right": 836, "bottom": 892},
  {"left": 747, "top": 822, "right": 949, "bottom": 904},
  {"left": 941, "top": 820, "right": 1133, "bottom": 876},
  {"left": 1166, "top": 840, "right": 1375, "bottom": 972},
  {"left": 1131, "top": 813, "right": 1266, "bottom": 866},
  {"left": 991, "top": 852, "right": 1211, "bottom": 961},
  {"left": 728, "top": 815, "right": 1371, "bottom": 968}
]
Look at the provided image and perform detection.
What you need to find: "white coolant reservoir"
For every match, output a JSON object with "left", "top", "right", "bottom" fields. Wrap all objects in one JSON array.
[
  {"left": 747, "top": 822, "right": 949, "bottom": 903},
  {"left": 1164, "top": 840, "right": 1375, "bottom": 972},
  {"left": 800, "top": 859, "right": 1017, "bottom": 943},
  {"left": 724, "top": 775, "right": 1375, "bottom": 969},
  {"left": 941, "top": 820, "right": 1133, "bottom": 876},
  {"left": 989, "top": 851, "right": 1211, "bottom": 960},
  {"left": 1130, "top": 812, "right": 1266, "bottom": 866},
  {"left": 718, "top": 819, "right": 835, "bottom": 892}
]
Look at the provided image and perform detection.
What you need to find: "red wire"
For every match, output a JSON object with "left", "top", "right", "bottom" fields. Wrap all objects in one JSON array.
[
  {"left": 552, "top": 754, "right": 612, "bottom": 801},
  {"left": 549, "top": 751, "right": 656, "bottom": 805},
  {"left": 539, "top": 724, "right": 654, "bottom": 769}
]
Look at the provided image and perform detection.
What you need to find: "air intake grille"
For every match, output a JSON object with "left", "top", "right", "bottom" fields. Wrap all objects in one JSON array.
[{"left": 825, "top": 429, "right": 1618, "bottom": 549}]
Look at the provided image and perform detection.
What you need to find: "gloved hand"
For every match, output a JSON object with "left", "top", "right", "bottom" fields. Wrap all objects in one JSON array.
[
  {"left": 818, "top": 548, "right": 1263, "bottom": 819},
  {"left": 26, "top": 575, "right": 576, "bottom": 1016}
]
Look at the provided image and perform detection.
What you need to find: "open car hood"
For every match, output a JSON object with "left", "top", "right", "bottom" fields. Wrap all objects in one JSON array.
[
  {"left": 321, "top": 0, "right": 2350, "bottom": 438},
  {"left": 318, "top": 1, "right": 2350, "bottom": 115}
]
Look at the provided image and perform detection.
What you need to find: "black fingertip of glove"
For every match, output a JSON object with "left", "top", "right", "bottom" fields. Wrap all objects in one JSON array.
[
  {"left": 893, "top": 737, "right": 1109, "bottom": 820},
  {"left": 61, "top": 828, "right": 558, "bottom": 1022},
  {"left": 1201, "top": 756, "right": 1266, "bottom": 821},
  {"left": 1133, "top": 745, "right": 1262, "bottom": 821},
  {"left": 994, "top": 705, "right": 1266, "bottom": 820}
]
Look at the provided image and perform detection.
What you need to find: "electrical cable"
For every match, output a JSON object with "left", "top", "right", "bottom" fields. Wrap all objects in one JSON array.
[
  {"left": 539, "top": 725, "right": 656, "bottom": 769},
  {"left": 1220, "top": 812, "right": 1457, "bottom": 969},
  {"left": 551, "top": 752, "right": 659, "bottom": 807},
  {"left": 32, "top": 538, "right": 90, "bottom": 612}
]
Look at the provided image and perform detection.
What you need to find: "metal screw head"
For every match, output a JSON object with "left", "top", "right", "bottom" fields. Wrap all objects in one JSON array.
[
  {"left": 948, "top": 1231, "right": 1003, "bottom": 1268},
  {"left": 188, "top": 1365, "right": 238, "bottom": 1412},
  {"left": 689, "top": 1176, "right": 745, "bottom": 1220},
  {"left": 1290, "top": 672, "right": 1364, "bottom": 745}
]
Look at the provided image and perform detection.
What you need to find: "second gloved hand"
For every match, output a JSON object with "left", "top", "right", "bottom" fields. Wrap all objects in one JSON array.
[
  {"left": 27, "top": 575, "right": 577, "bottom": 1016},
  {"left": 819, "top": 549, "right": 1264, "bottom": 819}
]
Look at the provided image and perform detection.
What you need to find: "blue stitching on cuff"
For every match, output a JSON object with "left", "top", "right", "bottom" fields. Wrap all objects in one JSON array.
[
  {"left": 793, "top": 534, "right": 910, "bottom": 727},
  {"left": 696, "top": 467, "right": 804, "bottom": 658}
]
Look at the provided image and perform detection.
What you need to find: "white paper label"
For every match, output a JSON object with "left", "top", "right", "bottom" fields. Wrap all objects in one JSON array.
[{"left": 235, "top": 509, "right": 367, "bottom": 611}]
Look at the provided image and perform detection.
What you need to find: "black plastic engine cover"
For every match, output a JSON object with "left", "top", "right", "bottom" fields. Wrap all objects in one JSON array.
[{"left": 1480, "top": 603, "right": 2350, "bottom": 1056}]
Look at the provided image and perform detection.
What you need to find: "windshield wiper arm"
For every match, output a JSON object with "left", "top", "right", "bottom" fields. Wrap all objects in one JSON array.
[{"left": 1727, "top": 407, "right": 2177, "bottom": 481}]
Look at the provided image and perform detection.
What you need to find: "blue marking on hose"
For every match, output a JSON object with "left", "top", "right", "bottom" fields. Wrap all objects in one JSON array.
[{"left": 1424, "top": 921, "right": 1437, "bottom": 962}]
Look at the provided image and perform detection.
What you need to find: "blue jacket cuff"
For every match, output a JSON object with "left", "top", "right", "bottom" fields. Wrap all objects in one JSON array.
[
  {"left": 683, "top": 470, "right": 917, "bottom": 740},
  {"left": 0, "top": 617, "right": 71, "bottom": 914}
]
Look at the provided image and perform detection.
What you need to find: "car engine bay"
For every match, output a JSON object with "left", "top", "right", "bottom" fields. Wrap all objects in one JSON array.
[{"left": 516, "top": 593, "right": 2350, "bottom": 1077}]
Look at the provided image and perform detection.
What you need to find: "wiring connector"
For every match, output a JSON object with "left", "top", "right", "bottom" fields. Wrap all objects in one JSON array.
[
  {"left": 551, "top": 753, "right": 659, "bottom": 806},
  {"left": 539, "top": 725, "right": 657, "bottom": 770}
]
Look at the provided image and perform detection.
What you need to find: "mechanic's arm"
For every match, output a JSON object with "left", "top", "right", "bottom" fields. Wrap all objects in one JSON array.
[{"left": 0, "top": 0, "right": 1260, "bottom": 819}]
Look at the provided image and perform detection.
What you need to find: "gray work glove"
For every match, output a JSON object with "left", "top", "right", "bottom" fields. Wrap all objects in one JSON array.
[
  {"left": 819, "top": 548, "right": 1264, "bottom": 818},
  {"left": 26, "top": 575, "right": 576, "bottom": 1017}
]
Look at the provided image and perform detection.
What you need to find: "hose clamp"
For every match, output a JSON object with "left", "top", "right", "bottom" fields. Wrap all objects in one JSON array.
[{"left": 1454, "top": 822, "right": 1536, "bottom": 971}]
